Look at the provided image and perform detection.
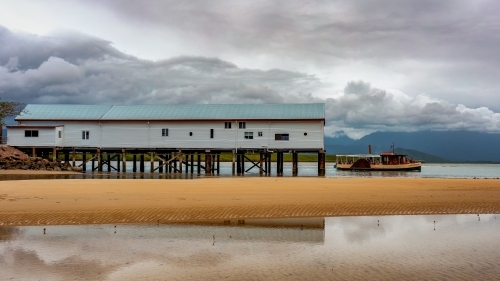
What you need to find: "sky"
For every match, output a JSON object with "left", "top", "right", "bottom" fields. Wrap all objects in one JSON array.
[{"left": 0, "top": 0, "right": 499, "bottom": 138}]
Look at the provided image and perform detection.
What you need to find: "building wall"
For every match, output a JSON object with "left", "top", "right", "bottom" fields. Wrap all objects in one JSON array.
[
  {"left": 12, "top": 120, "right": 324, "bottom": 150},
  {"left": 7, "top": 127, "right": 57, "bottom": 147}
]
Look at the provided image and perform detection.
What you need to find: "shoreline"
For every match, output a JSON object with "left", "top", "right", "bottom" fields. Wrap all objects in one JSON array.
[{"left": 1, "top": 177, "right": 499, "bottom": 226}]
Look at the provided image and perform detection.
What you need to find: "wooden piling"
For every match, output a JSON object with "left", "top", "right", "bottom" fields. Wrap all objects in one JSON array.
[
  {"left": 292, "top": 150, "right": 298, "bottom": 176},
  {"left": 107, "top": 154, "right": 111, "bottom": 172},
  {"left": 116, "top": 153, "right": 121, "bottom": 172},
  {"left": 318, "top": 149, "right": 326, "bottom": 176},
  {"left": 97, "top": 149, "right": 102, "bottom": 172},
  {"left": 205, "top": 150, "right": 212, "bottom": 175},
  {"left": 232, "top": 150, "right": 236, "bottom": 175},
  {"left": 197, "top": 154, "right": 201, "bottom": 174},
  {"left": 82, "top": 152, "right": 86, "bottom": 172},
  {"left": 216, "top": 154, "right": 220, "bottom": 175},
  {"left": 140, "top": 154, "right": 144, "bottom": 172},
  {"left": 150, "top": 152, "right": 154, "bottom": 173},
  {"left": 122, "top": 149, "right": 126, "bottom": 172},
  {"left": 133, "top": 154, "right": 137, "bottom": 172},
  {"left": 72, "top": 149, "right": 76, "bottom": 168}
]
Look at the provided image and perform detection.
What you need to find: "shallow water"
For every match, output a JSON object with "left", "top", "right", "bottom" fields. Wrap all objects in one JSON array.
[
  {"left": 1, "top": 215, "right": 499, "bottom": 280},
  {"left": 1, "top": 162, "right": 499, "bottom": 181}
]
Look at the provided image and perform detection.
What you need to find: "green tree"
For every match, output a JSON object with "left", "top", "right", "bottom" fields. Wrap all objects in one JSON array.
[{"left": 0, "top": 98, "right": 25, "bottom": 142}]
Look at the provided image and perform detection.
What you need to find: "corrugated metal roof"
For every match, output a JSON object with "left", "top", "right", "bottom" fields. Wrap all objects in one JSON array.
[
  {"left": 16, "top": 103, "right": 325, "bottom": 120},
  {"left": 17, "top": 104, "right": 112, "bottom": 120}
]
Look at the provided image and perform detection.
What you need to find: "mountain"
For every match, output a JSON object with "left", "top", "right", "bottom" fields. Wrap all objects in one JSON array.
[
  {"left": 394, "top": 148, "right": 449, "bottom": 163},
  {"left": 325, "top": 130, "right": 500, "bottom": 162}
]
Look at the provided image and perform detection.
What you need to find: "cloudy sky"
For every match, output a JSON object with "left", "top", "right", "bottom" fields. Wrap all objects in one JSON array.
[{"left": 1, "top": 0, "right": 499, "bottom": 138}]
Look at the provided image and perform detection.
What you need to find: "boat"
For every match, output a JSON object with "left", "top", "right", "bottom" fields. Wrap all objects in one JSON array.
[{"left": 335, "top": 144, "right": 422, "bottom": 171}]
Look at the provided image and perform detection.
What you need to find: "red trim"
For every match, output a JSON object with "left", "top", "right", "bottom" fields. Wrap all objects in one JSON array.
[{"left": 7, "top": 125, "right": 64, "bottom": 129}]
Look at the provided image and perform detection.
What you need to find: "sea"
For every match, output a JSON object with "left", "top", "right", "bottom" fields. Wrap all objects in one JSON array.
[{"left": 1, "top": 163, "right": 499, "bottom": 280}]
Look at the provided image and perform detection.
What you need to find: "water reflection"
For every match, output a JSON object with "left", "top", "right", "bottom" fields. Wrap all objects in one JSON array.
[{"left": 1, "top": 215, "right": 499, "bottom": 280}]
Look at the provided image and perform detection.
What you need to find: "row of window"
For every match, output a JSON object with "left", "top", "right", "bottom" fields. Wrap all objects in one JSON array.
[
  {"left": 24, "top": 130, "right": 292, "bottom": 141},
  {"left": 25, "top": 130, "right": 64, "bottom": 138},
  {"left": 224, "top": 122, "right": 248, "bottom": 129}
]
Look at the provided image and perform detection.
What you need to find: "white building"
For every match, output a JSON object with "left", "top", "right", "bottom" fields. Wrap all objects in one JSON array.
[{"left": 7, "top": 103, "right": 325, "bottom": 152}]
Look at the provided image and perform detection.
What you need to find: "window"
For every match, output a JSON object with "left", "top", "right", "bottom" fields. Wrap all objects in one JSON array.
[
  {"left": 58, "top": 131, "right": 62, "bottom": 138},
  {"left": 258, "top": 131, "right": 263, "bottom": 137},
  {"left": 82, "top": 131, "right": 90, "bottom": 140},
  {"left": 275, "top": 134, "right": 289, "bottom": 141},
  {"left": 210, "top": 129, "right": 214, "bottom": 139},
  {"left": 162, "top": 128, "right": 169, "bottom": 137},
  {"left": 239, "top": 122, "right": 246, "bottom": 129},
  {"left": 244, "top": 132, "right": 254, "bottom": 139},
  {"left": 24, "top": 130, "right": 39, "bottom": 137},
  {"left": 224, "top": 122, "right": 232, "bottom": 129},
  {"left": 304, "top": 132, "right": 308, "bottom": 136},
  {"left": 189, "top": 132, "right": 193, "bottom": 136}
]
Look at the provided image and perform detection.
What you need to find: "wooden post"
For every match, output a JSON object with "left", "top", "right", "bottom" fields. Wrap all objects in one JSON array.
[
  {"left": 32, "top": 147, "right": 36, "bottom": 158},
  {"left": 168, "top": 154, "right": 172, "bottom": 173},
  {"left": 97, "top": 149, "right": 102, "bottom": 172},
  {"left": 268, "top": 153, "right": 272, "bottom": 175},
  {"left": 107, "top": 154, "right": 111, "bottom": 172},
  {"left": 150, "top": 152, "right": 155, "bottom": 173},
  {"left": 140, "top": 154, "right": 145, "bottom": 172},
  {"left": 216, "top": 154, "right": 220, "bottom": 175},
  {"left": 232, "top": 150, "right": 236, "bottom": 175},
  {"left": 236, "top": 153, "right": 240, "bottom": 174},
  {"left": 259, "top": 152, "right": 264, "bottom": 175},
  {"left": 82, "top": 152, "right": 86, "bottom": 172},
  {"left": 64, "top": 151, "right": 69, "bottom": 164},
  {"left": 52, "top": 147, "right": 57, "bottom": 162},
  {"left": 133, "top": 154, "right": 137, "bottom": 172},
  {"left": 178, "top": 151, "right": 183, "bottom": 173},
  {"left": 122, "top": 149, "right": 126, "bottom": 172},
  {"left": 117, "top": 153, "right": 121, "bottom": 172},
  {"left": 197, "top": 153, "right": 201, "bottom": 174},
  {"left": 190, "top": 154, "right": 194, "bottom": 173},
  {"left": 72, "top": 149, "right": 76, "bottom": 167},
  {"left": 92, "top": 153, "right": 95, "bottom": 171},
  {"left": 292, "top": 150, "right": 298, "bottom": 176},
  {"left": 159, "top": 158, "right": 163, "bottom": 173},
  {"left": 205, "top": 150, "right": 212, "bottom": 175},
  {"left": 241, "top": 152, "right": 245, "bottom": 175},
  {"left": 318, "top": 149, "right": 326, "bottom": 176}
]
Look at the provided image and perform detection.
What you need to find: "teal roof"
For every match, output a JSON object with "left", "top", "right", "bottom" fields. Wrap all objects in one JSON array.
[
  {"left": 17, "top": 104, "right": 112, "bottom": 120},
  {"left": 16, "top": 103, "right": 325, "bottom": 121}
]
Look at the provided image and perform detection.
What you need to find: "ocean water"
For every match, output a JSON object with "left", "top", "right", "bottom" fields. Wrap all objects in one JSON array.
[
  {"left": 1, "top": 215, "right": 499, "bottom": 280},
  {"left": 1, "top": 162, "right": 499, "bottom": 180}
]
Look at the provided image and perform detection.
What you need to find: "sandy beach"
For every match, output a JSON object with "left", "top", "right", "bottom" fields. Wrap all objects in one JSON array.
[{"left": 1, "top": 177, "right": 499, "bottom": 226}]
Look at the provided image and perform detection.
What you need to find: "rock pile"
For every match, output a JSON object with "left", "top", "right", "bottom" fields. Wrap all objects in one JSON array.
[{"left": 0, "top": 146, "right": 82, "bottom": 172}]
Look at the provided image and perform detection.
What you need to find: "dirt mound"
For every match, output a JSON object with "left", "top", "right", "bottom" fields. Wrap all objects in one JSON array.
[
  {"left": 0, "top": 146, "right": 30, "bottom": 161},
  {"left": 0, "top": 145, "right": 81, "bottom": 172}
]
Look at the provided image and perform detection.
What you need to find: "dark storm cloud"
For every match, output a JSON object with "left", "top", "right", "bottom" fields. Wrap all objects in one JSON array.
[
  {"left": 0, "top": 26, "right": 317, "bottom": 105},
  {"left": 82, "top": 0, "right": 500, "bottom": 110}
]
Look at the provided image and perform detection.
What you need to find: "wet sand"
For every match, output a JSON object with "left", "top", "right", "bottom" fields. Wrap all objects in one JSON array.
[{"left": 1, "top": 177, "right": 499, "bottom": 225}]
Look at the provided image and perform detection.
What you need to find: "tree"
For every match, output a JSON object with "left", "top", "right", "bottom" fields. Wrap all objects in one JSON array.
[{"left": 0, "top": 98, "right": 25, "bottom": 142}]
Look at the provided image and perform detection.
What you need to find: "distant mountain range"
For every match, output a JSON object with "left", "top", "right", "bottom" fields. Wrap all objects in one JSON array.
[{"left": 325, "top": 130, "right": 500, "bottom": 163}]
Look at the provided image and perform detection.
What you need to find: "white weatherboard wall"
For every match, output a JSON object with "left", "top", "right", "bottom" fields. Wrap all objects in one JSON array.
[
  {"left": 7, "top": 127, "right": 58, "bottom": 147},
  {"left": 12, "top": 120, "right": 324, "bottom": 150}
]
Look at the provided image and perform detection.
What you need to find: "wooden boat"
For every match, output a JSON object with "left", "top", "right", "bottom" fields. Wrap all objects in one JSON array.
[{"left": 335, "top": 152, "right": 422, "bottom": 171}]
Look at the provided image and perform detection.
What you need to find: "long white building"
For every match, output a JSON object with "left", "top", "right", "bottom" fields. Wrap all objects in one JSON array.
[{"left": 7, "top": 103, "right": 325, "bottom": 152}]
